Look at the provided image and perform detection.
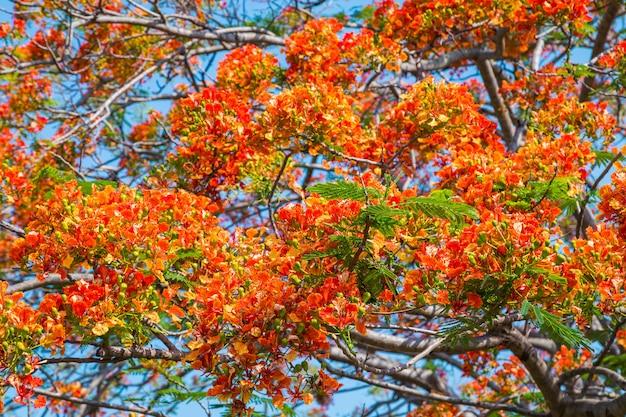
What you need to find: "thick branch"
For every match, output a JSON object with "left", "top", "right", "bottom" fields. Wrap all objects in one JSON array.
[
  {"left": 6, "top": 273, "right": 94, "bottom": 295},
  {"left": 0, "top": 220, "right": 25, "bottom": 237},
  {"left": 559, "top": 366, "right": 626, "bottom": 391},
  {"left": 579, "top": 0, "right": 624, "bottom": 102},
  {"left": 96, "top": 345, "right": 188, "bottom": 361},
  {"left": 560, "top": 394, "right": 626, "bottom": 417},
  {"left": 349, "top": 328, "right": 506, "bottom": 355},
  {"left": 499, "top": 324, "right": 565, "bottom": 412},
  {"left": 328, "top": 346, "right": 452, "bottom": 395},
  {"left": 403, "top": 45, "right": 498, "bottom": 73},
  {"left": 476, "top": 59, "right": 517, "bottom": 148}
]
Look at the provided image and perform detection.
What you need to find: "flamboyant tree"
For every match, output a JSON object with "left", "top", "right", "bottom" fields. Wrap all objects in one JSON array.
[{"left": 0, "top": 0, "right": 625, "bottom": 416}]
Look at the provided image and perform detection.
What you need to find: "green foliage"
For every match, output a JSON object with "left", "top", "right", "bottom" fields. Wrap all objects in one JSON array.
[
  {"left": 439, "top": 317, "right": 483, "bottom": 347},
  {"left": 173, "top": 247, "right": 204, "bottom": 261},
  {"left": 520, "top": 300, "right": 591, "bottom": 350},
  {"left": 77, "top": 179, "right": 118, "bottom": 195},
  {"left": 210, "top": 394, "right": 298, "bottom": 417},
  {"left": 154, "top": 387, "right": 207, "bottom": 404},
  {"left": 364, "top": 203, "right": 407, "bottom": 237},
  {"left": 308, "top": 180, "right": 382, "bottom": 202},
  {"left": 401, "top": 196, "right": 479, "bottom": 223},
  {"left": 350, "top": 4, "right": 375, "bottom": 23},
  {"left": 32, "top": 165, "right": 117, "bottom": 196},
  {"left": 593, "top": 150, "right": 623, "bottom": 168},
  {"left": 309, "top": 181, "right": 478, "bottom": 223},
  {"left": 164, "top": 271, "right": 194, "bottom": 287},
  {"left": 505, "top": 176, "right": 580, "bottom": 214},
  {"left": 564, "top": 62, "right": 596, "bottom": 78},
  {"left": 305, "top": 181, "right": 477, "bottom": 298},
  {"left": 526, "top": 267, "right": 567, "bottom": 285},
  {"left": 32, "top": 165, "right": 74, "bottom": 183},
  {"left": 600, "top": 353, "right": 626, "bottom": 375}
]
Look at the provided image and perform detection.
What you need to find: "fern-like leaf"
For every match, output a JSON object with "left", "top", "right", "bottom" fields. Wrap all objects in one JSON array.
[
  {"left": 401, "top": 197, "right": 478, "bottom": 222},
  {"left": 308, "top": 181, "right": 382, "bottom": 202},
  {"left": 521, "top": 301, "right": 591, "bottom": 350}
]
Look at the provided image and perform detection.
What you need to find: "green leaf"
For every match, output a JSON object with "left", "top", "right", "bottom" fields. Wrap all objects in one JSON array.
[
  {"left": 530, "top": 177, "right": 578, "bottom": 201},
  {"left": 507, "top": 176, "right": 581, "bottom": 213},
  {"left": 520, "top": 299, "right": 531, "bottom": 316},
  {"left": 164, "top": 271, "right": 193, "bottom": 286},
  {"left": 302, "top": 248, "right": 346, "bottom": 260},
  {"left": 174, "top": 248, "right": 204, "bottom": 261},
  {"left": 364, "top": 204, "right": 407, "bottom": 237},
  {"left": 533, "top": 305, "right": 544, "bottom": 324},
  {"left": 438, "top": 317, "right": 482, "bottom": 346},
  {"left": 527, "top": 267, "right": 567, "bottom": 285},
  {"left": 564, "top": 62, "right": 595, "bottom": 78},
  {"left": 429, "top": 189, "right": 454, "bottom": 200},
  {"left": 522, "top": 304, "right": 591, "bottom": 349},
  {"left": 78, "top": 179, "right": 118, "bottom": 195},
  {"left": 593, "top": 150, "right": 623, "bottom": 168},
  {"left": 401, "top": 197, "right": 478, "bottom": 222},
  {"left": 308, "top": 181, "right": 382, "bottom": 202},
  {"left": 32, "top": 165, "right": 74, "bottom": 183},
  {"left": 155, "top": 388, "right": 207, "bottom": 403},
  {"left": 364, "top": 204, "right": 406, "bottom": 219}
]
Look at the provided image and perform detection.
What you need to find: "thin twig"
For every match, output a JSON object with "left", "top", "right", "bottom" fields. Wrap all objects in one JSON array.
[{"left": 267, "top": 151, "right": 292, "bottom": 234}]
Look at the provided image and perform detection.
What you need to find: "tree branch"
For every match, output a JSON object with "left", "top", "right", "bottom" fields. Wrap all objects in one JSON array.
[
  {"left": 579, "top": 0, "right": 624, "bottom": 102},
  {"left": 559, "top": 366, "right": 626, "bottom": 391},
  {"left": 33, "top": 388, "right": 167, "bottom": 417},
  {"left": 349, "top": 328, "right": 506, "bottom": 355},
  {"left": 328, "top": 346, "right": 451, "bottom": 394},
  {"left": 476, "top": 59, "right": 517, "bottom": 149},
  {"left": 75, "top": 15, "right": 285, "bottom": 47},
  {"left": 96, "top": 345, "right": 188, "bottom": 361},
  {"left": 323, "top": 362, "right": 548, "bottom": 417},
  {"left": 498, "top": 323, "right": 565, "bottom": 412},
  {"left": 0, "top": 220, "right": 25, "bottom": 237},
  {"left": 330, "top": 333, "right": 443, "bottom": 376},
  {"left": 6, "top": 273, "right": 93, "bottom": 295}
]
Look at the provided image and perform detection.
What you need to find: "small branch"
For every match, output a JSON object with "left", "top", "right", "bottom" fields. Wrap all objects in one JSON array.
[
  {"left": 6, "top": 273, "right": 93, "bottom": 295},
  {"left": 594, "top": 317, "right": 626, "bottom": 367},
  {"left": 318, "top": 141, "right": 384, "bottom": 167},
  {"left": 267, "top": 151, "right": 292, "bottom": 234},
  {"left": 52, "top": 40, "right": 198, "bottom": 146},
  {"left": 365, "top": 323, "right": 438, "bottom": 336},
  {"left": 346, "top": 216, "right": 371, "bottom": 271},
  {"left": 331, "top": 333, "right": 442, "bottom": 375},
  {"left": 532, "top": 28, "right": 545, "bottom": 71},
  {"left": 51, "top": 151, "right": 87, "bottom": 180},
  {"left": 0, "top": 220, "right": 25, "bottom": 237},
  {"left": 142, "top": 317, "right": 184, "bottom": 352},
  {"left": 74, "top": 15, "right": 285, "bottom": 47},
  {"left": 39, "top": 356, "right": 114, "bottom": 365},
  {"left": 96, "top": 345, "right": 188, "bottom": 361},
  {"left": 529, "top": 167, "right": 558, "bottom": 211},
  {"left": 576, "top": 152, "right": 621, "bottom": 237},
  {"left": 328, "top": 347, "right": 452, "bottom": 395},
  {"left": 323, "top": 362, "right": 548, "bottom": 417},
  {"left": 33, "top": 388, "right": 167, "bottom": 417}
]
